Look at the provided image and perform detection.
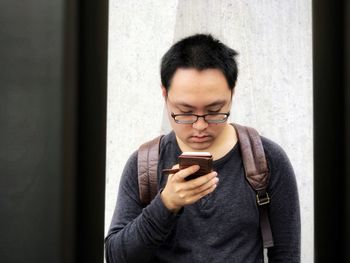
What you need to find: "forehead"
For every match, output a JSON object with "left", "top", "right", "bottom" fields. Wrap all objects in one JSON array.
[{"left": 167, "top": 68, "right": 232, "bottom": 105}]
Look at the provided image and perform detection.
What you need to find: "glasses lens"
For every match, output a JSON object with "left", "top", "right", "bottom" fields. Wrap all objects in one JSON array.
[
  {"left": 174, "top": 114, "right": 198, "bottom": 124},
  {"left": 172, "top": 113, "right": 229, "bottom": 124},
  {"left": 205, "top": 113, "right": 228, "bottom": 123}
]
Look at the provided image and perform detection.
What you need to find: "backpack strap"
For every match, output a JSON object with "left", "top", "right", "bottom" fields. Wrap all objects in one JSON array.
[
  {"left": 233, "top": 123, "right": 274, "bottom": 248},
  {"left": 137, "top": 135, "right": 164, "bottom": 205}
]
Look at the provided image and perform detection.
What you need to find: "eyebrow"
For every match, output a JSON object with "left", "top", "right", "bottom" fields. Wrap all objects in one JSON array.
[{"left": 175, "top": 100, "right": 227, "bottom": 109}]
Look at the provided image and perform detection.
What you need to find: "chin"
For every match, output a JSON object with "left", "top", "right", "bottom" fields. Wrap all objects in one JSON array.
[{"left": 186, "top": 141, "right": 212, "bottom": 151}]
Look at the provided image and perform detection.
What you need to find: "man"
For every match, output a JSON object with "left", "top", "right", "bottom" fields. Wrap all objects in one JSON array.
[{"left": 105, "top": 34, "right": 300, "bottom": 262}]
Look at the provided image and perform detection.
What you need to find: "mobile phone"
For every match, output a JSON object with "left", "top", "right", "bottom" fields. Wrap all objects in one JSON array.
[{"left": 178, "top": 152, "right": 213, "bottom": 180}]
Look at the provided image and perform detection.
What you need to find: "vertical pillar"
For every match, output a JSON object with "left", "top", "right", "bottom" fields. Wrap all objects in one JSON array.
[{"left": 313, "top": 0, "right": 350, "bottom": 261}]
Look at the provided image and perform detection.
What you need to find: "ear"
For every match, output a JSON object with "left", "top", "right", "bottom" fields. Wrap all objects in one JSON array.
[
  {"left": 228, "top": 88, "right": 235, "bottom": 108},
  {"left": 231, "top": 88, "right": 235, "bottom": 98},
  {"left": 231, "top": 80, "right": 237, "bottom": 97},
  {"left": 161, "top": 85, "right": 167, "bottom": 99}
]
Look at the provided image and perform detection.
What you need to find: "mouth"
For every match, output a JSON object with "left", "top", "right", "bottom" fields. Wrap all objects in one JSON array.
[{"left": 190, "top": 135, "right": 211, "bottom": 143}]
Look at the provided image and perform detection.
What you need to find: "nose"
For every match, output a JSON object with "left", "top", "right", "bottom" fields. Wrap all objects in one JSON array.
[{"left": 192, "top": 116, "right": 209, "bottom": 131}]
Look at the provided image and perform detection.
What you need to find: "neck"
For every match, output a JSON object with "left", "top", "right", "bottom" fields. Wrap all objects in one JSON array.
[
  {"left": 177, "top": 123, "right": 237, "bottom": 160},
  {"left": 209, "top": 123, "right": 237, "bottom": 160}
]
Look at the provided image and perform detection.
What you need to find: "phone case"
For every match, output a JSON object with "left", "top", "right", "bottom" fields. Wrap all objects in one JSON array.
[{"left": 178, "top": 152, "right": 213, "bottom": 180}]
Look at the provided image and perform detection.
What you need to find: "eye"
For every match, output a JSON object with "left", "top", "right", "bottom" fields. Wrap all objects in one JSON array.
[
  {"left": 178, "top": 109, "right": 193, "bottom": 114},
  {"left": 207, "top": 108, "right": 221, "bottom": 113}
]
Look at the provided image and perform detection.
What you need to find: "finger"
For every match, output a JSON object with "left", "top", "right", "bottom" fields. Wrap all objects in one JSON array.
[
  {"left": 196, "top": 183, "right": 218, "bottom": 198},
  {"left": 191, "top": 176, "right": 219, "bottom": 194},
  {"left": 175, "top": 165, "right": 200, "bottom": 180},
  {"left": 185, "top": 171, "right": 218, "bottom": 190},
  {"left": 185, "top": 183, "right": 218, "bottom": 204},
  {"left": 172, "top": 164, "right": 179, "bottom": 170}
]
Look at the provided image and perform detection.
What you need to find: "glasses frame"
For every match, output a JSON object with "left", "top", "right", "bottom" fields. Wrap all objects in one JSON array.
[{"left": 171, "top": 112, "right": 230, "bottom": 124}]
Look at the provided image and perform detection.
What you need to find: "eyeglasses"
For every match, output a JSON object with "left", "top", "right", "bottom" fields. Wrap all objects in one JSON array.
[{"left": 171, "top": 112, "right": 230, "bottom": 124}]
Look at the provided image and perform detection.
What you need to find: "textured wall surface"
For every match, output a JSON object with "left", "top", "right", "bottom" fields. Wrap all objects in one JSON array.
[{"left": 106, "top": 1, "right": 313, "bottom": 262}]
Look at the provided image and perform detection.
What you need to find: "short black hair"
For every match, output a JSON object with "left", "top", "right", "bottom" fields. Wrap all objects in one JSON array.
[{"left": 160, "top": 34, "right": 238, "bottom": 92}]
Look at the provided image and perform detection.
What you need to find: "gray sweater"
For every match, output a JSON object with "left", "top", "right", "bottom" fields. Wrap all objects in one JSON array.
[{"left": 105, "top": 131, "right": 300, "bottom": 262}]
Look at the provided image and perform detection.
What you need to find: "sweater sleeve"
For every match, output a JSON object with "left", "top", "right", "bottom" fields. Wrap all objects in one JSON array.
[
  {"left": 105, "top": 151, "right": 180, "bottom": 263},
  {"left": 263, "top": 138, "right": 301, "bottom": 262}
]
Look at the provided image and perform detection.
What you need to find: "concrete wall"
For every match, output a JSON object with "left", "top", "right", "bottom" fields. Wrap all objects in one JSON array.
[{"left": 106, "top": 1, "right": 313, "bottom": 262}]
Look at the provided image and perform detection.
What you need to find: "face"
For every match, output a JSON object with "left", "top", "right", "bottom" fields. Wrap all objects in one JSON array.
[{"left": 163, "top": 68, "right": 233, "bottom": 151}]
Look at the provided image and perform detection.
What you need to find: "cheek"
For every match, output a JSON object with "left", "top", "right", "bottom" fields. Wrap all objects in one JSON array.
[
  {"left": 173, "top": 124, "right": 191, "bottom": 136},
  {"left": 206, "top": 123, "right": 226, "bottom": 135}
]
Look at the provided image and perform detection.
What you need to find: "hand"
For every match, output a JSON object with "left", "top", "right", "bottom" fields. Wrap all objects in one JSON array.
[{"left": 160, "top": 164, "right": 219, "bottom": 213}]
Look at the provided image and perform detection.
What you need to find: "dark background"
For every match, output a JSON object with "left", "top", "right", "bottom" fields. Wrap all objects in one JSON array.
[
  {"left": 313, "top": 0, "right": 350, "bottom": 262},
  {"left": 0, "top": 0, "right": 107, "bottom": 262},
  {"left": 0, "top": 0, "right": 349, "bottom": 262}
]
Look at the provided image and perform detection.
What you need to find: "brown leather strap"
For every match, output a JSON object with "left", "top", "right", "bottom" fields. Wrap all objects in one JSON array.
[
  {"left": 137, "top": 135, "right": 163, "bottom": 205},
  {"left": 233, "top": 124, "right": 269, "bottom": 190},
  {"left": 233, "top": 123, "right": 274, "bottom": 248},
  {"left": 259, "top": 205, "right": 274, "bottom": 247}
]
